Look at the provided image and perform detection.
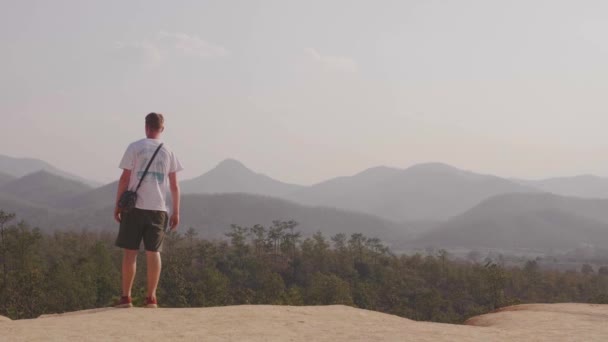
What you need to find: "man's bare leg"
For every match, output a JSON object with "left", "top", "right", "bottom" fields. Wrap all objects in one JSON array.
[
  {"left": 122, "top": 249, "right": 138, "bottom": 297},
  {"left": 146, "top": 251, "right": 161, "bottom": 301}
]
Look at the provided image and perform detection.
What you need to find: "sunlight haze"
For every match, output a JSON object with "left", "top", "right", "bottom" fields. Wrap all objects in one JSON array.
[{"left": 2, "top": 0, "right": 608, "bottom": 184}]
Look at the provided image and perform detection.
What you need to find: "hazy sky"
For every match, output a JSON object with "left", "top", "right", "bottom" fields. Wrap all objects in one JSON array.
[{"left": 2, "top": 0, "right": 608, "bottom": 185}]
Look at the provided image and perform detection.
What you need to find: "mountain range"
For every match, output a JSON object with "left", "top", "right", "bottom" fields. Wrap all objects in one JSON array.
[
  {"left": 0, "top": 171, "right": 92, "bottom": 208},
  {"left": 0, "top": 154, "right": 101, "bottom": 187},
  {"left": 287, "top": 163, "right": 538, "bottom": 221},
  {"left": 0, "top": 169, "right": 413, "bottom": 242},
  {"left": 516, "top": 175, "right": 608, "bottom": 199},
  {"left": 412, "top": 192, "right": 608, "bottom": 252},
  {"left": 2, "top": 155, "right": 608, "bottom": 253}
]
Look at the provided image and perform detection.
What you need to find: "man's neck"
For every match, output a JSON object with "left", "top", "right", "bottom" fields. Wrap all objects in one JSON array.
[{"left": 145, "top": 127, "right": 162, "bottom": 139}]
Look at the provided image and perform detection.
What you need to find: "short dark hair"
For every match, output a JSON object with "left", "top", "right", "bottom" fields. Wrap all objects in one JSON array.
[{"left": 145, "top": 112, "right": 164, "bottom": 130}]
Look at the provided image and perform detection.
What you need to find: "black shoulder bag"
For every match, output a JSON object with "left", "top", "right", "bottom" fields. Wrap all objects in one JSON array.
[{"left": 117, "top": 143, "right": 164, "bottom": 212}]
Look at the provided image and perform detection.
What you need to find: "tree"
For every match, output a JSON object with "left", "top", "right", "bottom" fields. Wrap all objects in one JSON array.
[
  {"left": 0, "top": 211, "right": 16, "bottom": 292},
  {"left": 267, "top": 222, "right": 285, "bottom": 255},
  {"left": 226, "top": 224, "right": 249, "bottom": 255},
  {"left": 250, "top": 224, "right": 267, "bottom": 256},
  {"left": 483, "top": 262, "right": 507, "bottom": 309},
  {"left": 307, "top": 272, "right": 353, "bottom": 305},
  {"left": 348, "top": 233, "right": 367, "bottom": 262},
  {"left": 2, "top": 211, "right": 608, "bottom": 324}
]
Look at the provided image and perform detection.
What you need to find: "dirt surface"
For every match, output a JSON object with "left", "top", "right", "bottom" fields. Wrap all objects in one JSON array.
[{"left": 1, "top": 303, "right": 606, "bottom": 341}]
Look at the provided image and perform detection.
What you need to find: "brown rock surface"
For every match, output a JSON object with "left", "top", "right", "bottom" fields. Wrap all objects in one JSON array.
[{"left": 0, "top": 304, "right": 606, "bottom": 341}]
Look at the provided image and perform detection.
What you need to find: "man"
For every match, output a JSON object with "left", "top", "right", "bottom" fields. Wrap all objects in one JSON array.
[{"left": 113, "top": 113, "right": 183, "bottom": 308}]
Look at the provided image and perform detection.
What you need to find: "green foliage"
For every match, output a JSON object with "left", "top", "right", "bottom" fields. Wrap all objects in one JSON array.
[
  {"left": 1, "top": 210, "right": 608, "bottom": 324},
  {"left": 307, "top": 272, "right": 353, "bottom": 305}
]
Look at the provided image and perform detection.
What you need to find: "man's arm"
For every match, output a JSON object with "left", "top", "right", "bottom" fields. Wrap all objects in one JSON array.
[
  {"left": 168, "top": 171, "right": 180, "bottom": 230},
  {"left": 114, "top": 169, "right": 132, "bottom": 223}
]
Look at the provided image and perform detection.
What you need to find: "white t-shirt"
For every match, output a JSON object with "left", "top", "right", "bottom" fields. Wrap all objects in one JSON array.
[{"left": 119, "top": 138, "right": 183, "bottom": 212}]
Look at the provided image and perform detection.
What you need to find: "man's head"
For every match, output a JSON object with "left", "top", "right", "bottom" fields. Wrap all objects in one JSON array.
[{"left": 145, "top": 112, "right": 164, "bottom": 138}]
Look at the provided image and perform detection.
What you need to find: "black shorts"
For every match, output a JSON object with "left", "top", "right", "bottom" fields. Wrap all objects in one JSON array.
[{"left": 115, "top": 208, "right": 168, "bottom": 252}]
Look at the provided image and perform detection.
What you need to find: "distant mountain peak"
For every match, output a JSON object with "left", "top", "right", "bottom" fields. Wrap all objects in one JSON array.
[
  {"left": 559, "top": 174, "right": 602, "bottom": 181},
  {"left": 0, "top": 169, "right": 93, "bottom": 208},
  {"left": 215, "top": 158, "right": 249, "bottom": 170},
  {"left": 5, "top": 169, "right": 66, "bottom": 183},
  {"left": 406, "top": 162, "right": 462, "bottom": 172},
  {"left": 181, "top": 158, "right": 303, "bottom": 197},
  {"left": 0, "top": 154, "right": 101, "bottom": 187},
  {"left": 350, "top": 166, "right": 402, "bottom": 181},
  {"left": 402, "top": 162, "right": 483, "bottom": 180},
  {"left": 206, "top": 159, "right": 257, "bottom": 178},
  {"left": 517, "top": 174, "right": 608, "bottom": 199},
  {"left": 356, "top": 165, "right": 400, "bottom": 175},
  {"left": 4, "top": 169, "right": 91, "bottom": 188}
]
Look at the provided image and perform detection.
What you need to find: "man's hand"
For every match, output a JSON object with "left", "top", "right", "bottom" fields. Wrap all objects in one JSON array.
[
  {"left": 169, "top": 212, "right": 180, "bottom": 230},
  {"left": 114, "top": 206, "right": 122, "bottom": 223}
]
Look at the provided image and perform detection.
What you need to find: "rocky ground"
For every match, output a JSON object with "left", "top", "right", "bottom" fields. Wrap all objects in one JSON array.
[{"left": 0, "top": 303, "right": 606, "bottom": 341}]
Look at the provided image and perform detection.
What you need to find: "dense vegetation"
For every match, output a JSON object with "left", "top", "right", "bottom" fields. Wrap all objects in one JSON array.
[{"left": 1, "top": 210, "right": 607, "bottom": 322}]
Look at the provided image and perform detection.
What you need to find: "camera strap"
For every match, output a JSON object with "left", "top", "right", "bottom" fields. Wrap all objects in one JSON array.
[{"left": 134, "top": 143, "right": 164, "bottom": 193}]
